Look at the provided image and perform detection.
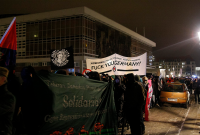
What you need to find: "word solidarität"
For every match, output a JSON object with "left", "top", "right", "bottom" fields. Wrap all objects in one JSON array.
[{"left": 63, "top": 95, "right": 102, "bottom": 108}]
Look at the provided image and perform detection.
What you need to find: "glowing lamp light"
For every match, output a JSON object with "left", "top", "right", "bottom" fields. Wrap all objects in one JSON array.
[
  {"left": 198, "top": 32, "right": 200, "bottom": 41},
  {"left": 192, "top": 75, "right": 196, "bottom": 78}
]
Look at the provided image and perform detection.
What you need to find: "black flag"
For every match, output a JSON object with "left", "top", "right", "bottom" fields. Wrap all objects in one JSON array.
[{"left": 51, "top": 46, "right": 74, "bottom": 70}]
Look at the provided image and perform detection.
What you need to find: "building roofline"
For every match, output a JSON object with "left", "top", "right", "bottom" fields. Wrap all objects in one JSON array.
[
  {"left": 83, "top": 7, "right": 156, "bottom": 47},
  {"left": 0, "top": 6, "right": 156, "bottom": 47}
]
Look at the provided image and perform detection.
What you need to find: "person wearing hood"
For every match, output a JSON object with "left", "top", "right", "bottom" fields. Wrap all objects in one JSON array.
[
  {"left": 0, "top": 67, "right": 16, "bottom": 135},
  {"left": 124, "top": 73, "right": 146, "bottom": 135}
]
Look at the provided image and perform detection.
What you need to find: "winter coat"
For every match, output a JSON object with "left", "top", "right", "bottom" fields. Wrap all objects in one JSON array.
[
  {"left": 158, "top": 81, "right": 162, "bottom": 91},
  {"left": 21, "top": 67, "right": 42, "bottom": 134},
  {"left": 196, "top": 81, "right": 200, "bottom": 92},
  {"left": 152, "top": 81, "right": 158, "bottom": 95},
  {"left": 0, "top": 84, "right": 16, "bottom": 135},
  {"left": 7, "top": 74, "right": 22, "bottom": 127},
  {"left": 193, "top": 81, "right": 198, "bottom": 89},
  {"left": 124, "top": 81, "right": 145, "bottom": 110},
  {"left": 142, "top": 83, "right": 148, "bottom": 97}
]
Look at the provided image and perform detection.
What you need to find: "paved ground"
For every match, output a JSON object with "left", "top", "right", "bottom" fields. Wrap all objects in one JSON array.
[{"left": 119, "top": 95, "right": 200, "bottom": 135}]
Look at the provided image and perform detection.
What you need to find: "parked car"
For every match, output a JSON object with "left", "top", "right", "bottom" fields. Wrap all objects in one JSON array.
[{"left": 159, "top": 82, "right": 190, "bottom": 108}]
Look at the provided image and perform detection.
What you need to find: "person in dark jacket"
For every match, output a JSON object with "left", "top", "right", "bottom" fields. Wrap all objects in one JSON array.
[
  {"left": 195, "top": 79, "right": 200, "bottom": 103},
  {"left": 124, "top": 73, "right": 145, "bottom": 135},
  {"left": 193, "top": 78, "right": 198, "bottom": 95},
  {"left": 7, "top": 71, "right": 22, "bottom": 135},
  {"left": 114, "top": 76, "right": 126, "bottom": 127},
  {"left": 21, "top": 66, "right": 39, "bottom": 135},
  {"left": 152, "top": 78, "right": 157, "bottom": 107},
  {"left": 135, "top": 75, "right": 145, "bottom": 134},
  {"left": 185, "top": 78, "right": 192, "bottom": 94},
  {"left": 0, "top": 67, "right": 16, "bottom": 135}
]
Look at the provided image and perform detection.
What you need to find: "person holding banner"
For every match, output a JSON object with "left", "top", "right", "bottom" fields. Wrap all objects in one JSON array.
[
  {"left": 124, "top": 73, "right": 146, "bottom": 135},
  {"left": 0, "top": 67, "right": 16, "bottom": 135}
]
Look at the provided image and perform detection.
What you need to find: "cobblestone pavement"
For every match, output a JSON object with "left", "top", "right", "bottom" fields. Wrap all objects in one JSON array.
[{"left": 119, "top": 95, "right": 200, "bottom": 135}]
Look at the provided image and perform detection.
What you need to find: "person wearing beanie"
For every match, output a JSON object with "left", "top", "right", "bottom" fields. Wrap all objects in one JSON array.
[
  {"left": 0, "top": 67, "right": 16, "bottom": 135},
  {"left": 124, "top": 73, "right": 146, "bottom": 135},
  {"left": 111, "top": 75, "right": 115, "bottom": 80},
  {"left": 134, "top": 75, "right": 140, "bottom": 82}
]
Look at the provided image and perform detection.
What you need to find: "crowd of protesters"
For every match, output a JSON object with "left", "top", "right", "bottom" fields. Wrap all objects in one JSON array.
[{"left": 1, "top": 66, "right": 200, "bottom": 135}]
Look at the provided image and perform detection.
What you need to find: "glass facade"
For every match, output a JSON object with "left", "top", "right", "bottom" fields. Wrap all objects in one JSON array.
[
  {"left": 96, "top": 22, "right": 131, "bottom": 58},
  {"left": 131, "top": 39, "right": 152, "bottom": 65},
  {"left": 0, "top": 14, "right": 154, "bottom": 71},
  {"left": 95, "top": 22, "right": 152, "bottom": 65},
  {"left": 10, "top": 15, "right": 97, "bottom": 59}
]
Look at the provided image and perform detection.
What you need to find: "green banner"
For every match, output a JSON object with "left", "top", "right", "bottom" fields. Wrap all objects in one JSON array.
[{"left": 32, "top": 71, "right": 118, "bottom": 135}]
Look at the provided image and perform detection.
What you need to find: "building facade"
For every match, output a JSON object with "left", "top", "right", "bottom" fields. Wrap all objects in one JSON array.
[
  {"left": 195, "top": 67, "right": 200, "bottom": 78},
  {"left": 153, "top": 59, "right": 196, "bottom": 77},
  {"left": 0, "top": 7, "right": 156, "bottom": 73}
]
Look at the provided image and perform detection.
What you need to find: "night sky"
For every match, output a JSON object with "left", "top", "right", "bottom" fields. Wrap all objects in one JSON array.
[{"left": 1, "top": 0, "right": 200, "bottom": 65}]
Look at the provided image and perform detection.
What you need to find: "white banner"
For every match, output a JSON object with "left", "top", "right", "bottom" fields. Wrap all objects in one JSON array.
[{"left": 86, "top": 53, "right": 147, "bottom": 75}]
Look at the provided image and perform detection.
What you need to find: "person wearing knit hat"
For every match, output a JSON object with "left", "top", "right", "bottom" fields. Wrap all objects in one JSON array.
[
  {"left": 134, "top": 75, "right": 140, "bottom": 82},
  {"left": 0, "top": 66, "right": 16, "bottom": 135},
  {"left": 111, "top": 75, "right": 115, "bottom": 80}
]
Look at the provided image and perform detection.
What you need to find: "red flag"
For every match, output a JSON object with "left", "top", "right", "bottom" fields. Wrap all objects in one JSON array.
[
  {"left": 145, "top": 92, "right": 149, "bottom": 121},
  {"left": 0, "top": 17, "right": 17, "bottom": 72},
  {"left": 0, "top": 17, "right": 17, "bottom": 50}
]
